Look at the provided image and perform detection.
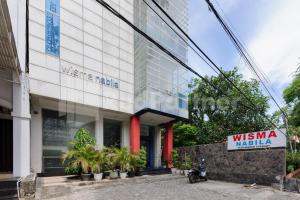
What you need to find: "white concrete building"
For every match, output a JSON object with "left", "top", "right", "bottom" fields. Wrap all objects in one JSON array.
[{"left": 0, "top": 0, "right": 188, "bottom": 177}]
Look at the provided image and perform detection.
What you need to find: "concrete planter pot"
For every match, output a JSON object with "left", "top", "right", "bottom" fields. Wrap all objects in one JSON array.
[
  {"left": 81, "top": 173, "right": 92, "bottom": 181},
  {"left": 120, "top": 172, "right": 127, "bottom": 179},
  {"left": 171, "top": 168, "right": 177, "bottom": 175},
  {"left": 184, "top": 170, "right": 189, "bottom": 176},
  {"left": 127, "top": 171, "right": 135, "bottom": 177},
  {"left": 94, "top": 173, "right": 103, "bottom": 181},
  {"left": 109, "top": 171, "right": 119, "bottom": 179}
]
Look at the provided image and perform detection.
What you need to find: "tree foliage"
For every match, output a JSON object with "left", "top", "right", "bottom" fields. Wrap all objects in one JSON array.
[
  {"left": 283, "top": 73, "right": 300, "bottom": 127},
  {"left": 174, "top": 68, "right": 271, "bottom": 147}
]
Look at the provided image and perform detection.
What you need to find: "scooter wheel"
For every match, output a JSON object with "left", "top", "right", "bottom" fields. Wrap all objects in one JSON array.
[
  {"left": 204, "top": 177, "right": 208, "bottom": 181},
  {"left": 189, "top": 174, "right": 197, "bottom": 184}
]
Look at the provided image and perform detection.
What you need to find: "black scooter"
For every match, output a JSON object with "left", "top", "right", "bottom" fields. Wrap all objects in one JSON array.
[{"left": 188, "top": 159, "right": 208, "bottom": 183}]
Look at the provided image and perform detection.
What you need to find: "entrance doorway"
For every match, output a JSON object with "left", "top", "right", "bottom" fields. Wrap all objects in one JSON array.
[
  {"left": 140, "top": 125, "right": 155, "bottom": 168},
  {"left": 0, "top": 119, "right": 13, "bottom": 172}
]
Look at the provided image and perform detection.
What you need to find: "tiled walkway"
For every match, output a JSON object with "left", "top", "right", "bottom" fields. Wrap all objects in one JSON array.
[{"left": 37, "top": 174, "right": 300, "bottom": 200}]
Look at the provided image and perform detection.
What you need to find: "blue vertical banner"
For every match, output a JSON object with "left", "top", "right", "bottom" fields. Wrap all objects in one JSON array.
[{"left": 45, "top": 0, "right": 60, "bottom": 56}]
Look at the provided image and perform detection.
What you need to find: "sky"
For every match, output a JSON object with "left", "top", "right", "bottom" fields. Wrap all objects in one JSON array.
[{"left": 188, "top": 0, "right": 300, "bottom": 113}]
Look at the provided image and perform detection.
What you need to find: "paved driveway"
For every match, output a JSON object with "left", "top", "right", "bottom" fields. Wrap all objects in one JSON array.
[{"left": 38, "top": 175, "right": 300, "bottom": 200}]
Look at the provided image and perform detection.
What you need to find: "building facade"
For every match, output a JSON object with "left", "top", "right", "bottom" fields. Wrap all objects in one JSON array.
[{"left": 0, "top": 0, "right": 188, "bottom": 177}]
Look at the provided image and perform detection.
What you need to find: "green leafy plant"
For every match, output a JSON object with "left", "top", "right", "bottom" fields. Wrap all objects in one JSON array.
[
  {"left": 64, "top": 166, "right": 81, "bottom": 175},
  {"left": 180, "top": 154, "right": 192, "bottom": 170},
  {"left": 172, "top": 149, "right": 179, "bottom": 168},
  {"left": 62, "top": 128, "right": 96, "bottom": 174},
  {"left": 138, "top": 146, "right": 147, "bottom": 170},
  {"left": 72, "top": 128, "right": 96, "bottom": 150},
  {"left": 115, "top": 147, "right": 131, "bottom": 172},
  {"left": 286, "top": 151, "right": 300, "bottom": 173},
  {"left": 62, "top": 144, "right": 96, "bottom": 174},
  {"left": 287, "top": 165, "right": 295, "bottom": 173},
  {"left": 129, "top": 153, "right": 139, "bottom": 171},
  {"left": 91, "top": 149, "right": 107, "bottom": 174},
  {"left": 129, "top": 146, "right": 147, "bottom": 172},
  {"left": 102, "top": 147, "right": 118, "bottom": 171}
]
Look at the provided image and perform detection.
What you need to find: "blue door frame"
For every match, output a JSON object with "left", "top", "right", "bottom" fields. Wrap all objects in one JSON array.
[{"left": 141, "top": 127, "right": 155, "bottom": 168}]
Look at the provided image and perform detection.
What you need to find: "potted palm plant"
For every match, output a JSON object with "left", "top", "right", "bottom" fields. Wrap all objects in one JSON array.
[
  {"left": 134, "top": 146, "right": 147, "bottom": 176},
  {"left": 171, "top": 150, "right": 179, "bottom": 175},
  {"left": 62, "top": 128, "right": 97, "bottom": 181},
  {"left": 91, "top": 149, "right": 106, "bottom": 181},
  {"left": 116, "top": 147, "right": 130, "bottom": 179},
  {"left": 103, "top": 147, "right": 119, "bottom": 179},
  {"left": 182, "top": 154, "right": 192, "bottom": 176},
  {"left": 128, "top": 153, "right": 139, "bottom": 177},
  {"left": 62, "top": 144, "right": 96, "bottom": 181}
]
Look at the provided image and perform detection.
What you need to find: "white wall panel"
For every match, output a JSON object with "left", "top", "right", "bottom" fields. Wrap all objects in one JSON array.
[
  {"left": 120, "top": 91, "right": 133, "bottom": 103},
  {"left": 120, "top": 70, "right": 133, "bottom": 83},
  {"left": 103, "top": 64, "right": 119, "bottom": 79},
  {"left": 120, "top": 101, "right": 133, "bottom": 113},
  {"left": 61, "top": 47, "right": 83, "bottom": 66},
  {"left": 120, "top": 60, "right": 134, "bottom": 74},
  {"left": 29, "top": 6, "right": 44, "bottom": 25},
  {"left": 103, "top": 31, "right": 119, "bottom": 46},
  {"left": 29, "top": 0, "right": 45, "bottom": 11},
  {"left": 29, "top": 50, "right": 45, "bottom": 67},
  {"left": 103, "top": 97, "right": 119, "bottom": 110},
  {"left": 84, "top": 0, "right": 103, "bottom": 16},
  {"left": 103, "top": 41, "right": 119, "bottom": 57},
  {"left": 60, "top": 87, "right": 84, "bottom": 104},
  {"left": 61, "top": 21, "right": 83, "bottom": 41},
  {"left": 84, "top": 32, "right": 102, "bottom": 50},
  {"left": 61, "top": 8, "right": 82, "bottom": 29},
  {"left": 61, "top": 35, "right": 83, "bottom": 54},
  {"left": 84, "top": 93, "right": 100, "bottom": 107},
  {"left": 103, "top": 53, "right": 119, "bottom": 68},
  {"left": 29, "top": 65, "right": 60, "bottom": 85},
  {"left": 29, "top": 35, "right": 44, "bottom": 53},
  {"left": 61, "top": 0, "right": 82, "bottom": 16},
  {"left": 84, "top": 56, "right": 102, "bottom": 72},
  {"left": 29, "top": 21, "right": 44, "bottom": 39},
  {"left": 30, "top": 79, "right": 60, "bottom": 99},
  {"left": 103, "top": 87, "right": 119, "bottom": 99},
  {"left": 83, "top": 8, "right": 102, "bottom": 27},
  {"left": 46, "top": 55, "right": 60, "bottom": 72},
  {"left": 29, "top": 0, "right": 134, "bottom": 114},
  {"left": 84, "top": 45, "right": 102, "bottom": 61},
  {"left": 84, "top": 22, "right": 102, "bottom": 39}
]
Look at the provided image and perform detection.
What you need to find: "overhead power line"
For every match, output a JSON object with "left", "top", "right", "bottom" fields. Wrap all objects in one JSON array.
[
  {"left": 205, "top": 0, "right": 288, "bottom": 119},
  {"left": 149, "top": 0, "right": 280, "bottom": 120},
  {"left": 213, "top": 0, "right": 287, "bottom": 109},
  {"left": 141, "top": 0, "right": 219, "bottom": 75},
  {"left": 95, "top": 0, "right": 287, "bottom": 137}
]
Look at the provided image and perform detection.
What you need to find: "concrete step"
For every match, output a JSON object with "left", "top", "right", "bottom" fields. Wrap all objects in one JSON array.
[
  {"left": 141, "top": 168, "right": 172, "bottom": 175},
  {"left": 0, "top": 188, "right": 17, "bottom": 199},
  {"left": 0, "top": 178, "right": 18, "bottom": 199}
]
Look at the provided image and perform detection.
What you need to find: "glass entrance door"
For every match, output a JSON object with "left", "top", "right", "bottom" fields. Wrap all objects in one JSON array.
[{"left": 140, "top": 125, "right": 155, "bottom": 168}]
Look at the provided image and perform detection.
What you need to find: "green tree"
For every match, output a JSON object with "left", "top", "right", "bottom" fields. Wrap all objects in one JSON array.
[
  {"left": 283, "top": 73, "right": 300, "bottom": 127},
  {"left": 174, "top": 67, "right": 271, "bottom": 146}
]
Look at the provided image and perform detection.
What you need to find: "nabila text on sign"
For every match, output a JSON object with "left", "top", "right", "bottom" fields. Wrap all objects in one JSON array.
[{"left": 227, "top": 129, "right": 286, "bottom": 150}]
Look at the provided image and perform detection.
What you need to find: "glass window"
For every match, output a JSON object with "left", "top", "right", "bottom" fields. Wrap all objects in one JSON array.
[
  {"left": 104, "top": 119, "right": 121, "bottom": 148},
  {"left": 42, "top": 109, "right": 95, "bottom": 173}
]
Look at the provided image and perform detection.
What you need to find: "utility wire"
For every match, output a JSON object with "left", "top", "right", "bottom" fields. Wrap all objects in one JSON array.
[
  {"left": 141, "top": 0, "right": 219, "bottom": 75},
  {"left": 213, "top": 0, "right": 287, "bottom": 109},
  {"left": 205, "top": 0, "right": 288, "bottom": 119},
  {"left": 149, "top": 0, "right": 279, "bottom": 120},
  {"left": 144, "top": 0, "right": 286, "bottom": 137},
  {"left": 95, "top": 0, "right": 287, "bottom": 137}
]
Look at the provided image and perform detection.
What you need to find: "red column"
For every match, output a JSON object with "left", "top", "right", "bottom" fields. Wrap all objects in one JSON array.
[
  {"left": 130, "top": 115, "right": 140, "bottom": 154},
  {"left": 163, "top": 122, "right": 173, "bottom": 168}
]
